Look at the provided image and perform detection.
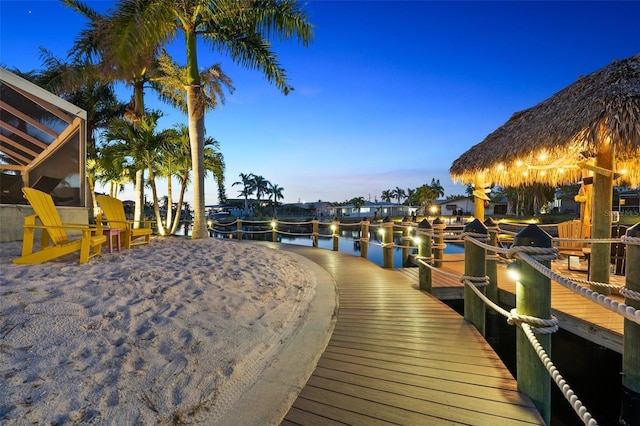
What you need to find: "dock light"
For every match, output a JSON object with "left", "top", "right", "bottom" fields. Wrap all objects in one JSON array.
[
  {"left": 271, "top": 220, "right": 277, "bottom": 229},
  {"left": 407, "top": 226, "right": 413, "bottom": 233},
  {"left": 207, "top": 220, "right": 213, "bottom": 229},
  {"left": 429, "top": 205, "right": 438, "bottom": 215},
  {"left": 330, "top": 224, "right": 337, "bottom": 232},
  {"left": 377, "top": 228, "right": 384, "bottom": 235},
  {"left": 413, "top": 236, "right": 421, "bottom": 245},
  {"left": 507, "top": 262, "right": 521, "bottom": 281}
]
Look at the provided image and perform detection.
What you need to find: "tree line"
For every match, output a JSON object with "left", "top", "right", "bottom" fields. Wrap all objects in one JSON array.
[
  {"left": 231, "top": 172, "right": 285, "bottom": 216},
  {"left": 8, "top": 0, "right": 313, "bottom": 238}
]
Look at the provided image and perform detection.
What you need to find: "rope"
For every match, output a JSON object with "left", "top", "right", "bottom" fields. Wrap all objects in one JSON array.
[
  {"left": 460, "top": 275, "right": 489, "bottom": 287},
  {"left": 277, "top": 230, "right": 314, "bottom": 237},
  {"left": 622, "top": 235, "right": 640, "bottom": 246},
  {"left": 522, "top": 323, "right": 598, "bottom": 426},
  {"left": 515, "top": 251, "right": 640, "bottom": 325},
  {"left": 276, "top": 220, "right": 315, "bottom": 226},
  {"left": 461, "top": 231, "right": 490, "bottom": 242},
  {"left": 508, "top": 309, "right": 558, "bottom": 334},
  {"left": 211, "top": 220, "right": 238, "bottom": 227},
  {"left": 464, "top": 235, "right": 511, "bottom": 255}
]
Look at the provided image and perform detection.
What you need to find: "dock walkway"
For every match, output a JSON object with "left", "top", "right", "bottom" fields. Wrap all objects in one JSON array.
[
  {"left": 404, "top": 253, "right": 625, "bottom": 353},
  {"left": 266, "top": 244, "right": 544, "bottom": 425}
]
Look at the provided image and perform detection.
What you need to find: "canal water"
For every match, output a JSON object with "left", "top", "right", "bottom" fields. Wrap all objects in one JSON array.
[{"left": 278, "top": 233, "right": 464, "bottom": 268}]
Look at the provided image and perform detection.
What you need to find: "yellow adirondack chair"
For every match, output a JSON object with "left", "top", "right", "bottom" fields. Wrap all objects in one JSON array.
[
  {"left": 14, "top": 188, "right": 107, "bottom": 264},
  {"left": 556, "top": 219, "right": 590, "bottom": 270},
  {"left": 96, "top": 194, "right": 152, "bottom": 249}
]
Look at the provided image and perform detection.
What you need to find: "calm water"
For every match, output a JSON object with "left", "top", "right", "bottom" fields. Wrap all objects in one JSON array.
[{"left": 278, "top": 233, "right": 464, "bottom": 268}]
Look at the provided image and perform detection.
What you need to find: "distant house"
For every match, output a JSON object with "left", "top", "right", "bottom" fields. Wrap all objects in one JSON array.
[
  {"left": 435, "top": 197, "right": 506, "bottom": 218},
  {"left": 619, "top": 189, "right": 640, "bottom": 213},
  {"left": 329, "top": 201, "right": 418, "bottom": 219},
  {"left": 550, "top": 188, "right": 579, "bottom": 214}
]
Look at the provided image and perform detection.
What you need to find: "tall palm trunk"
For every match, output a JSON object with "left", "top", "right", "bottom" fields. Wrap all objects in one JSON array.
[
  {"left": 170, "top": 173, "right": 189, "bottom": 235},
  {"left": 133, "top": 80, "right": 145, "bottom": 229},
  {"left": 185, "top": 31, "right": 207, "bottom": 239},
  {"left": 134, "top": 169, "right": 144, "bottom": 227},
  {"left": 147, "top": 163, "right": 166, "bottom": 236},
  {"left": 165, "top": 172, "right": 174, "bottom": 233},
  {"left": 187, "top": 84, "right": 207, "bottom": 239}
]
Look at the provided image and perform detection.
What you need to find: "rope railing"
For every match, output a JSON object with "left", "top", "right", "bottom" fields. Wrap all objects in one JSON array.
[
  {"left": 436, "top": 238, "right": 598, "bottom": 425},
  {"left": 462, "top": 234, "right": 640, "bottom": 305},
  {"left": 522, "top": 323, "right": 598, "bottom": 426},
  {"left": 206, "top": 216, "right": 636, "bottom": 425}
]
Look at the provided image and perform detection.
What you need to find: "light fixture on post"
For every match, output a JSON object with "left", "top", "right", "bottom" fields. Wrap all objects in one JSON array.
[{"left": 507, "top": 261, "right": 521, "bottom": 281}]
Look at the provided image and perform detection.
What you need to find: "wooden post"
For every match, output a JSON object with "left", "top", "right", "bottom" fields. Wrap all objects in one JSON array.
[
  {"left": 513, "top": 224, "right": 552, "bottom": 425},
  {"left": 484, "top": 217, "right": 500, "bottom": 344},
  {"left": 382, "top": 216, "right": 394, "bottom": 268},
  {"left": 312, "top": 218, "right": 319, "bottom": 248},
  {"left": 236, "top": 218, "right": 242, "bottom": 240},
  {"left": 589, "top": 145, "right": 613, "bottom": 292},
  {"left": 332, "top": 219, "right": 339, "bottom": 251},
  {"left": 432, "top": 217, "right": 446, "bottom": 268},
  {"left": 463, "top": 218, "right": 487, "bottom": 336},
  {"left": 401, "top": 216, "right": 412, "bottom": 267},
  {"left": 621, "top": 223, "right": 640, "bottom": 425},
  {"left": 360, "top": 218, "right": 369, "bottom": 259},
  {"left": 271, "top": 219, "right": 277, "bottom": 242},
  {"left": 417, "top": 219, "right": 433, "bottom": 293},
  {"left": 474, "top": 175, "right": 486, "bottom": 222}
]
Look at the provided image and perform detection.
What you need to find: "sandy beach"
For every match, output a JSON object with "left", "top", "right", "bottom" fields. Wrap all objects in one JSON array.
[{"left": 0, "top": 237, "right": 321, "bottom": 425}]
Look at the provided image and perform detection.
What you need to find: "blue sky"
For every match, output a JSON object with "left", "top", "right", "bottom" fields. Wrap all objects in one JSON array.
[{"left": 1, "top": 1, "right": 639, "bottom": 205}]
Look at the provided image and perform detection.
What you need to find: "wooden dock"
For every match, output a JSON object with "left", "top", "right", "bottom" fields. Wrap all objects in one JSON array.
[
  {"left": 265, "top": 244, "right": 544, "bottom": 425},
  {"left": 405, "top": 253, "right": 625, "bottom": 353}
]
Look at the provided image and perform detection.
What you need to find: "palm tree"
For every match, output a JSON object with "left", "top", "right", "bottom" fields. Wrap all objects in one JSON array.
[
  {"left": 350, "top": 196, "right": 366, "bottom": 217},
  {"left": 381, "top": 190, "right": 393, "bottom": 203},
  {"left": 60, "top": 0, "right": 159, "bottom": 224},
  {"left": 252, "top": 175, "right": 271, "bottom": 209},
  {"left": 107, "top": 0, "right": 313, "bottom": 238},
  {"left": 103, "top": 111, "right": 176, "bottom": 234},
  {"left": 158, "top": 124, "right": 224, "bottom": 235},
  {"left": 406, "top": 188, "right": 416, "bottom": 206},
  {"left": 392, "top": 187, "right": 406, "bottom": 204},
  {"left": 232, "top": 173, "right": 255, "bottom": 216},
  {"left": 429, "top": 178, "right": 445, "bottom": 199},
  {"left": 267, "top": 182, "right": 285, "bottom": 216}
]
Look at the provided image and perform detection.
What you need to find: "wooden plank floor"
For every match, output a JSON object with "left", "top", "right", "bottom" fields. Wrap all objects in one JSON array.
[
  {"left": 263, "top": 244, "right": 544, "bottom": 426},
  {"left": 406, "top": 253, "right": 626, "bottom": 353}
]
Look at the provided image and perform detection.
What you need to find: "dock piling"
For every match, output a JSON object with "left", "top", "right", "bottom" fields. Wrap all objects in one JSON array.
[
  {"left": 463, "top": 219, "right": 487, "bottom": 336},
  {"left": 382, "top": 216, "right": 394, "bottom": 268},
  {"left": 417, "top": 219, "right": 433, "bottom": 293},
  {"left": 484, "top": 217, "right": 501, "bottom": 344},
  {"left": 621, "top": 222, "right": 640, "bottom": 425},
  {"left": 513, "top": 224, "right": 553, "bottom": 425},
  {"left": 360, "top": 218, "right": 369, "bottom": 259}
]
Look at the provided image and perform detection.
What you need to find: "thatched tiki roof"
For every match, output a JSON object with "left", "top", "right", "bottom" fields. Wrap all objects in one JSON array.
[{"left": 450, "top": 54, "right": 640, "bottom": 188}]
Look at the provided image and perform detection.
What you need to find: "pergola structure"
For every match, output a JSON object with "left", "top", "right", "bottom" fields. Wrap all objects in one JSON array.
[
  {"left": 0, "top": 67, "right": 89, "bottom": 241},
  {"left": 450, "top": 54, "right": 640, "bottom": 286}
]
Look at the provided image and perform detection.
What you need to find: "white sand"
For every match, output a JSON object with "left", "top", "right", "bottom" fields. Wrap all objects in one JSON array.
[{"left": 0, "top": 237, "right": 318, "bottom": 425}]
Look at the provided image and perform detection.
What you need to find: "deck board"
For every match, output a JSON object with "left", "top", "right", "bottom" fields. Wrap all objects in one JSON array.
[
  {"left": 262, "top": 244, "right": 544, "bottom": 426},
  {"left": 415, "top": 253, "right": 626, "bottom": 353}
]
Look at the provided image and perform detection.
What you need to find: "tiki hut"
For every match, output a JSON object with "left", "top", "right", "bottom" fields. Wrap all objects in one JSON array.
[{"left": 450, "top": 53, "right": 640, "bottom": 287}]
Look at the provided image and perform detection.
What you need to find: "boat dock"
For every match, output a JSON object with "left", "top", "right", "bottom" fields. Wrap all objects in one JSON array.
[
  {"left": 267, "top": 244, "right": 544, "bottom": 425},
  {"left": 401, "top": 253, "right": 625, "bottom": 353}
]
